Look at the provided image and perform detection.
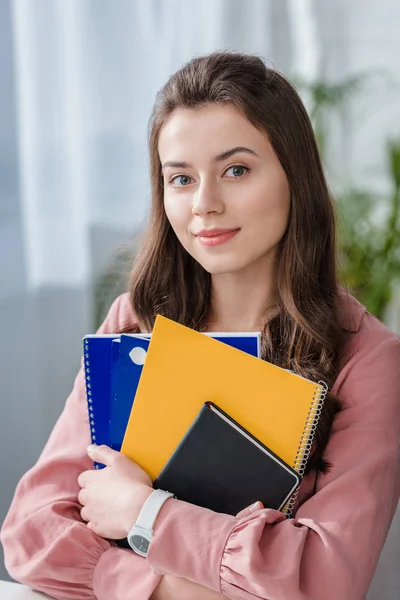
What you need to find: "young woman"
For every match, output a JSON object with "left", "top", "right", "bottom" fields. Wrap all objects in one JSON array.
[{"left": 1, "top": 51, "right": 399, "bottom": 600}]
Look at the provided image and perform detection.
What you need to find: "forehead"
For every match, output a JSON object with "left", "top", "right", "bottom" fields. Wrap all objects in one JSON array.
[{"left": 158, "top": 104, "right": 268, "bottom": 161}]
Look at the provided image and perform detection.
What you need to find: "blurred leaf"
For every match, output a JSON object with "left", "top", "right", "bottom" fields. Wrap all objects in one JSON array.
[
  {"left": 298, "top": 69, "right": 400, "bottom": 321},
  {"left": 388, "top": 139, "right": 400, "bottom": 191},
  {"left": 336, "top": 140, "right": 400, "bottom": 319}
]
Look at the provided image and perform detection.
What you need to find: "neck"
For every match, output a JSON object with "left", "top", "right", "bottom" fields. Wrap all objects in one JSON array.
[{"left": 207, "top": 254, "right": 276, "bottom": 332}]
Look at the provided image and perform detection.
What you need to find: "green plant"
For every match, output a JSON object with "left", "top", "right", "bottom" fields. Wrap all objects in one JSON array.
[
  {"left": 301, "top": 77, "right": 400, "bottom": 321},
  {"left": 336, "top": 141, "right": 400, "bottom": 318},
  {"left": 298, "top": 75, "right": 367, "bottom": 158}
]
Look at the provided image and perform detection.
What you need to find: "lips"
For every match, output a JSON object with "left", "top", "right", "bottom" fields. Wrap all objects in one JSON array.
[
  {"left": 195, "top": 228, "right": 240, "bottom": 247},
  {"left": 196, "top": 228, "right": 238, "bottom": 237}
]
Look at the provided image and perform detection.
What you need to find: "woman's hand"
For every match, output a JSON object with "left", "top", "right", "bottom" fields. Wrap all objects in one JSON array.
[
  {"left": 77, "top": 444, "right": 153, "bottom": 540},
  {"left": 78, "top": 441, "right": 263, "bottom": 544}
]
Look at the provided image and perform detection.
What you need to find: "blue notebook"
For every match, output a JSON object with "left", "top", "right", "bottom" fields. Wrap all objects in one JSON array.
[
  {"left": 110, "top": 335, "right": 150, "bottom": 451},
  {"left": 110, "top": 331, "right": 261, "bottom": 451},
  {"left": 83, "top": 334, "right": 120, "bottom": 468},
  {"left": 83, "top": 330, "right": 261, "bottom": 464}
]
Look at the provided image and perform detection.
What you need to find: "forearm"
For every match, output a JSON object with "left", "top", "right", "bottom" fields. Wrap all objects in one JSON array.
[{"left": 151, "top": 575, "right": 224, "bottom": 600}]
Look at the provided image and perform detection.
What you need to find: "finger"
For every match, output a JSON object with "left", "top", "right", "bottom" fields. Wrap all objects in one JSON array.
[
  {"left": 87, "top": 444, "right": 118, "bottom": 466},
  {"left": 236, "top": 501, "right": 264, "bottom": 519},
  {"left": 77, "top": 470, "right": 91, "bottom": 489},
  {"left": 80, "top": 506, "right": 90, "bottom": 523},
  {"left": 77, "top": 488, "right": 87, "bottom": 506}
]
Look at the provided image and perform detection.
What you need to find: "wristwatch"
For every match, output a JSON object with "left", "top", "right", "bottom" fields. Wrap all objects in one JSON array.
[{"left": 127, "top": 489, "right": 175, "bottom": 557}]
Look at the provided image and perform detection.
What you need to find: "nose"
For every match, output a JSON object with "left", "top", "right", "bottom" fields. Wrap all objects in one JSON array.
[{"left": 192, "top": 180, "right": 224, "bottom": 216}]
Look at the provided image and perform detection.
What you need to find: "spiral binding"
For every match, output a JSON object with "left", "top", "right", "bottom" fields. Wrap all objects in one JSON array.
[
  {"left": 282, "top": 379, "right": 328, "bottom": 518},
  {"left": 83, "top": 338, "right": 100, "bottom": 469}
]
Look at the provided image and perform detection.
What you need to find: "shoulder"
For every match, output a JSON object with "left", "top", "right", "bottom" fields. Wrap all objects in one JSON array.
[
  {"left": 97, "top": 293, "right": 137, "bottom": 334},
  {"left": 338, "top": 288, "right": 399, "bottom": 359},
  {"left": 335, "top": 289, "right": 400, "bottom": 405}
]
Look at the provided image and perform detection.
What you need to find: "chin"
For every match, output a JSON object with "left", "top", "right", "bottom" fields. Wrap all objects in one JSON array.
[{"left": 195, "top": 256, "right": 248, "bottom": 275}]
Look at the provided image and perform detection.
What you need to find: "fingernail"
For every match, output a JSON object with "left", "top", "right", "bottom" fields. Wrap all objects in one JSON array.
[
  {"left": 87, "top": 444, "right": 96, "bottom": 455},
  {"left": 249, "top": 501, "right": 262, "bottom": 513}
]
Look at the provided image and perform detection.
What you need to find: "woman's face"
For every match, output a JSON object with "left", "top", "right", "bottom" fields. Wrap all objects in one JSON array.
[{"left": 159, "top": 103, "right": 290, "bottom": 276}]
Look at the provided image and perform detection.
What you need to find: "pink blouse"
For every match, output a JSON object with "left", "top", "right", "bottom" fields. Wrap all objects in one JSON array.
[{"left": 1, "top": 292, "right": 399, "bottom": 600}]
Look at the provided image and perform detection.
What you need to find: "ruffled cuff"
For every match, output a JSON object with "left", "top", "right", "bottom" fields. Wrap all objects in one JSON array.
[{"left": 219, "top": 508, "right": 287, "bottom": 596}]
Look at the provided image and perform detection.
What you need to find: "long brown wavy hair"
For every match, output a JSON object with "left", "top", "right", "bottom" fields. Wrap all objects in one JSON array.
[{"left": 125, "top": 51, "right": 346, "bottom": 474}]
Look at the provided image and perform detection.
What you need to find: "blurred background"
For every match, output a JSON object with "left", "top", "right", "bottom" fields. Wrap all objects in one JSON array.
[{"left": 0, "top": 0, "right": 399, "bottom": 596}]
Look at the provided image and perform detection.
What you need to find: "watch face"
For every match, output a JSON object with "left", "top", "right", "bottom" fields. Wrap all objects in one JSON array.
[{"left": 132, "top": 535, "right": 150, "bottom": 555}]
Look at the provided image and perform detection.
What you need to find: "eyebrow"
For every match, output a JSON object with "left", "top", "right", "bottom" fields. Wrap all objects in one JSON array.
[{"left": 161, "top": 146, "right": 259, "bottom": 171}]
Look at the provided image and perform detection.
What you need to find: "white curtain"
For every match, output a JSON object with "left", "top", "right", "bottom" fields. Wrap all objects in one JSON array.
[{"left": 9, "top": 0, "right": 276, "bottom": 290}]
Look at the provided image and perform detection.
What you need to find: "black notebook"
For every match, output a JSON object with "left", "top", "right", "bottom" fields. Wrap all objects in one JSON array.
[{"left": 154, "top": 402, "right": 301, "bottom": 516}]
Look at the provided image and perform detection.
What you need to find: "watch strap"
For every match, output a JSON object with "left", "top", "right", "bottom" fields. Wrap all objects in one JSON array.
[{"left": 134, "top": 489, "right": 174, "bottom": 531}]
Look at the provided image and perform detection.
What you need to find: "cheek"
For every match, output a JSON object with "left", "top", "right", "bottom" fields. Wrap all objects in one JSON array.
[
  {"left": 245, "top": 179, "right": 290, "bottom": 235},
  {"left": 164, "top": 196, "right": 180, "bottom": 230},
  {"left": 267, "top": 194, "right": 290, "bottom": 231},
  {"left": 164, "top": 196, "right": 191, "bottom": 242}
]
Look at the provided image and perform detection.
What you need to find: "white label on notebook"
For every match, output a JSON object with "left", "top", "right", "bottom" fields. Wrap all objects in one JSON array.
[{"left": 129, "top": 347, "right": 147, "bottom": 366}]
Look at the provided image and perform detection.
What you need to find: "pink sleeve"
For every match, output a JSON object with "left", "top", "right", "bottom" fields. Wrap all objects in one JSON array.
[
  {"left": 147, "top": 332, "right": 400, "bottom": 600},
  {"left": 0, "top": 295, "right": 161, "bottom": 600}
]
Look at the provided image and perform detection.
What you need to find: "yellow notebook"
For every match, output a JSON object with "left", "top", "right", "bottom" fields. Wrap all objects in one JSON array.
[{"left": 121, "top": 315, "right": 326, "bottom": 484}]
